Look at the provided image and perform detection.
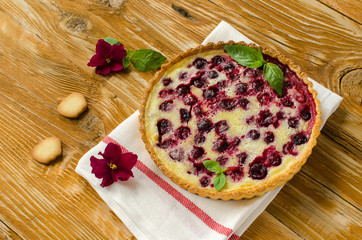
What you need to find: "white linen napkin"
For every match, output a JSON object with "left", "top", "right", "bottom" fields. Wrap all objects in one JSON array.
[{"left": 76, "top": 21, "right": 343, "bottom": 240}]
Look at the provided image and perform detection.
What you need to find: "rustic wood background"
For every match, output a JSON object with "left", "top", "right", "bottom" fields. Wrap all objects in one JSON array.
[{"left": 0, "top": 0, "right": 361, "bottom": 239}]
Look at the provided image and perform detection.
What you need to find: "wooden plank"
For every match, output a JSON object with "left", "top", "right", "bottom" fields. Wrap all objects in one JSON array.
[
  {"left": 0, "top": 0, "right": 360, "bottom": 239},
  {"left": 318, "top": 0, "right": 362, "bottom": 23},
  {"left": 267, "top": 171, "right": 362, "bottom": 239},
  {"left": 240, "top": 211, "right": 303, "bottom": 240},
  {"left": 0, "top": 221, "right": 22, "bottom": 240}
]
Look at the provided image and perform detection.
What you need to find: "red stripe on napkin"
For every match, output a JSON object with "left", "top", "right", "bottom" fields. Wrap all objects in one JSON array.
[
  {"left": 102, "top": 136, "right": 239, "bottom": 238},
  {"left": 228, "top": 233, "right": 240, "bottom": 240}
]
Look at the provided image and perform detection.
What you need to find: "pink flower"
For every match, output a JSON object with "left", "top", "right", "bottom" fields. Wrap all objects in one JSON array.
[
  {"left": 90, "top": 142, "right": 137, "bottom": 187},
  {"left": 87, "top": 39, "right": 127, "bottom": 75}
]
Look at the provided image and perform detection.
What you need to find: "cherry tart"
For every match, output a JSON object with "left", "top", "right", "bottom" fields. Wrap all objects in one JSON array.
[{"left": 140, "top": 41, "right": 321, "bottom": 200}]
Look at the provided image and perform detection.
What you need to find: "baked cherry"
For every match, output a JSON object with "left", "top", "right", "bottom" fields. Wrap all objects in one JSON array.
[
  {"left": 194, "top": 134, "right": 206, "bottom": 144},
  {"left": 203, "top": 87, "right": 218, "bottom": 100},
  {"left": 192, "top": 77, "right": 207, "bottom": 88},
  {"left": 256, "top": 110, "right": 275, "bottom": 127},
  {"left": 263, "top": 146, "right": 282, "bottom": 166},
  {"left": 179, "top": 72, "right": 188, "bottom": 80},
  {"left": 200, "top": 176, "right": 211, "bottom": 187},
  {"left": 283, "top": 142, "right": 298, "bottom": 156},
  {"left": 228, "top": 72, "right": 240, "bottom": 81},
  {"left": 193, "top": 105, "right": 203, "bottom": 116},
  {"left": 193, "top": 161, "right": 209, "bottom": 175},
  {"left": 237, "top": 152, "right": 248, "bottom": 165},
  {"left": 238, "top": 98, "right": 250, "bottom": 110},
  {"left": 180, "top": 109, "right": 191, "bottom": 122},
  {"left": 157, "top": 119, "right": 172, "bottom": 135},
  {"left": 246, "top": 116, "right": 254, "bottom": 125},
  {"left": 216, "top": 156, "right": 228, "bottom": 166},
  {"left": 276, "top": 111, "right": 286, "bottom": 120},
  {"left": 296, "top": 94, "right": 306, "bottom": 103},
  {"left": 176, "top": 84, "right": 190, "bottom": 96},
  {"left": 243, "top": 68, "right": 258, "bottom": 78},
  {"left": 175, "top": 126, "right": 191, "bottom": 140},
  {"left": 157, "top": 138, "right": 176, "bottom": 149},
  {"left": 224, "top": 63, "right": 235, "bottom": 72},
  {"left": 230, "top": 137, "right": 241, "bottom": 149},
  {"left": 249, "top": 162, "right": 267, "bottom": 180},
  {"left": 257, "top": 93, "right": 271, "bottom": 106},
  {"left": 269, "top": 154, "right": 281, "bottom": 166},
  {"left": 284, "top": 80, "right": 294, "bottom": 89},
  {"left": 300, "top": 107, "right": 311, "bottom": 121},
  {"left": 293, "top": 132, "right": 308, "bottom": 145},
  {"left": 214, "top": 120, "right": 229, "bottom": 134},
  {"left": 225, "top": 167, "right": 244, "bottom": 182},
  {"left": 252, "top": 79, "right": 264, "bottom": 92},
  {"left": 193, "top": 58, "right": 207, "bottom": 69},
  {"left": 159, "top": 100, "right": 173, "bottom": 111},
  {"left": 247, "top": 129, "right": 260, "bottom": 140},
  {"left": 217, "top": 80, "right": 228, "bottom": 89},
  {"left": 288, "top": 117, "right": 299, "bottom": 128},
  {"left": 208, "top": 70, "right": 218, "bottom": 79},
  {"left": 183, "top": 94, "right": 198, "bottom": 106},
  {"left": 159, "top": 89, "right": 174, "bottom": 98},
  {"left": 213, "top": 136, "right": 229, "bottom": 152},
  {"left": 235, "top": 83, "right": 248, "bottom": 95},
  {"left": 189, "top": 146, "right": 205, "bottom": 160},
  {"left": 220, "top": 98, "right": 237, "bottom": 110},
  {"left": 169, "top": 148, "right": 185, "bottom": 161},
  {"left": 197, "top": 119, "right": 213, "bottom": 132},
  {"left": 264, "top": 131, "right": 275, "bottom": 144},
  {"left": 281, "top": 97, "right": 294, "bottom": 107},
  {"left": 162, "top": 78, "right": 172, "bottom": 86},
  {"left": 211, "top": 55, "right": 225, "bottom": 65}
]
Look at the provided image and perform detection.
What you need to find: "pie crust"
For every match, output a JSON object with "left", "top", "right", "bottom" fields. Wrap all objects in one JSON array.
[{"left": 139, "top": 41, "right": 321, "bottom": 200}]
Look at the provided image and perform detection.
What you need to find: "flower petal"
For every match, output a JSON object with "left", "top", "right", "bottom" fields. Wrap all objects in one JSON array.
[
  {"left": 95, "top": 64, "right": 111, "bottom": 75},
  {"left": 113, "top": 170, "right": 133, "bottom": 182},
  {"left": 90, "top": 156, "right": 111, "bottom": 178},
  {"left": 110, "top": 44, "right": 127, "bottom": 62},
  {"left": 88, "top": 53, "right": 106, "bottom": 67},
  {"left": 119, "top": 152, "right": 138, "bottom": 170},
  {"left": 100, "top": 143, "right": 123, "bottom": 162},
  {"left": 95, "top": 39, "right": 111, "bottom": 55},
  {"left": 110, "top": 61, "right": 124, "bottom": 72},
  {"left": 100, "top": 174, "right": 114, "bottom": 187}
]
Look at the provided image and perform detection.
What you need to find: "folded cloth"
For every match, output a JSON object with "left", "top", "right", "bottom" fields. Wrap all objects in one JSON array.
[{"left": 76, "top": 21, "right": 343, "bottom": 240}]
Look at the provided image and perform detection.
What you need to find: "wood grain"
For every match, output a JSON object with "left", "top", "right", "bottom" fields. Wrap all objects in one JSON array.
[
  {"left": 0, "top": 221, "right": 22, "bottom": 240},
  {"left": 0, "top": 0, "right": 361, "bottom": 239}
]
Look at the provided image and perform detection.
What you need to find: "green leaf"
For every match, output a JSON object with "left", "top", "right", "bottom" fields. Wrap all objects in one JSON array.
[
  {"left": 263, "top": 62, "right": 284, "bottom": 96},
  {"left": 103, "top": 37, "right": 120, "bottom": 46},
  {"left": 130, "top": 49, "right": 167, "bottom": 72},
  {"left": 224, "top": 45, "right": 265, "bottom": 68},
  {"left": 203, "top": 160, "right": 222, "bottom": 173},
  {"left": 123, "top": 50, "right": 133, "bottom": 69},
  {"left": 213, "top": 173, "right": 226, "bottom": 191}
]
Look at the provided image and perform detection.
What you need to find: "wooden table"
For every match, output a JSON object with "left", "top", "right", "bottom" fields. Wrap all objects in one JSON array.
[{"left": 1, "top": 0, "right": 361, "bottom": 239}]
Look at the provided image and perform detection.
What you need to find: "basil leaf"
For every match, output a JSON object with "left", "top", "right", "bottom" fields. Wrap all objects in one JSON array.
[
  {"left": 103, "top": 37, "right": 120, "bottom": 46},
  {"left": 224, "top": 45, "right": 265, "bottom": 68},
  {"left": 123, "top": 50, "right": 133, "bottom": 69},
  {"left": 263, "top": 62, "right": 284, "bottom": 96},
  {"left": 213, "top": 173, "right": 226, "bottom": 191},
  {"left": 130, "top": 49, "right": 167, "bottom": 72},
  {"left": 203, "top": 160, "right": 222, "bottom": 173}
]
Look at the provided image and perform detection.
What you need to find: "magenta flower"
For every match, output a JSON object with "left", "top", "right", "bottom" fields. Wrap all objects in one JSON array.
[
  {"left": 87, "top": 39, "right": 127, "bottom": 75},
  {"left": 90, "top": 142, "right": 138, "bottom": 187}
]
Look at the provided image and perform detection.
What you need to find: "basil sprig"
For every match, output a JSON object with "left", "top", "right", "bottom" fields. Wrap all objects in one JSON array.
[
  {"left": 128, "top": 49, "right": 167, "bottom": 72},
  {"left": 203, "top": 160, "right": 227, "bottom": 191},
  {"left": 224, "top": 45, "right": 284, "bottom": 96},
  {"left": 104, "top": 37, "right": 121, "bottom": 46},
  {"left": 103, "top": 37, "right": 167, "bottom": 72}
]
